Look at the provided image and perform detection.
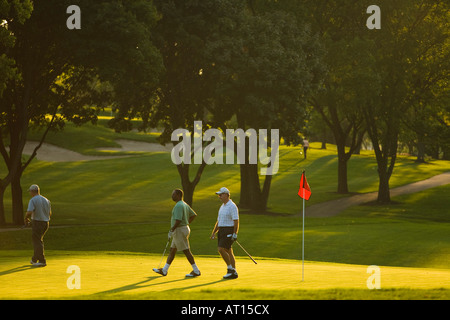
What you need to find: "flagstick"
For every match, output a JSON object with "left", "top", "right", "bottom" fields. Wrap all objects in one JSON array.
[{"left": 302, "top": 188, "right": 305, "bottom": 282}]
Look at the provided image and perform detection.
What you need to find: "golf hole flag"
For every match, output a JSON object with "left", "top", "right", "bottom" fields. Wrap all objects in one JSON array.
[
  {"left": 298, "top": 170, "right": 310, "bottom": 282},
  {"left": 298, "top": 171, "right": 311, "bottom": 200}
]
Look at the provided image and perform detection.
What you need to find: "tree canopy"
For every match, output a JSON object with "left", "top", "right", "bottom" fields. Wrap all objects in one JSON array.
[
  {"left": 0, "top": 0, "right": 163, "bottom": 224},
  {"left": 1, "top": 0, "right": 448, "bottom": 224}
]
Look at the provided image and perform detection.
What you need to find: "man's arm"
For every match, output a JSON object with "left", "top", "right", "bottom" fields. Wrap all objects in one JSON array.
[
  {"left": 24, "top": 211, "right": 32, "bottom": 224},
  {"left": 210, "top": 221, "right": 219, "bottom": 239},
  {"left": 188, "top": 206, "right": 197, "bottom": 224},
  {"left": 25, "top": 199, "right": 34, "bottom": 223},
  {"left": 231, "top": 219, "right": 239, "bottom": 241}
]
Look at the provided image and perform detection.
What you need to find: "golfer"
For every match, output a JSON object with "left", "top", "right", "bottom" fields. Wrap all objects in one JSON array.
[
  {"left": 153, "top": 189, "right": 201, "bottom": 277},
  {"left": 25, "top": 184, "right": 51, "bottom": 267},
  {"left": 303, "top": 138, "right": 309, "bottom": 159},
  {"left": 210, "top": 187, "right": 239, "bottom": 279}
]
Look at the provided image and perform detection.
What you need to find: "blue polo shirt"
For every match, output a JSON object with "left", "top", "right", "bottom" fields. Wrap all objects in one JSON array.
[{"left": 27, "top": 195, "right": 51, "bottom": 222}]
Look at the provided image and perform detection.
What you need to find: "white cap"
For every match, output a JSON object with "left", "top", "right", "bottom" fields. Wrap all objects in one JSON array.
[
  {"left": 28, "top": 184, "right": 40, "bottom": 193},
  {"left": 215, "top": 187, "right": 230, "bottom": 195}
]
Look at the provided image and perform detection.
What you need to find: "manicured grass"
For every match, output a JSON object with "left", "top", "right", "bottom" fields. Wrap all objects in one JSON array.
[
  {"left": 1, "top": 185, "right": 449, "bottom": 271},
  {"left": 2, "top": 143, "right": 449, "bottom": 224},
  {"left": 1, "top": 122, "right": 449, "bottom": 299},
  {"left": 0, "top": 251, "right": 448, "bottom": 299},
  {"left": 0, "top": 142, "right": 448, "bottom": 270}
]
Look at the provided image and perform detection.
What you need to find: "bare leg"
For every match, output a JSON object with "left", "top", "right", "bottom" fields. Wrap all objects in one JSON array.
[
  {"left": 218, "top": 247, "right": 236, "bottom": 269},
  {"left": 228, "top": 247, "right": 236, "bottom": 269},
  {"left": 183, "top": 249, "right": 195, "bottom": 265},
  {"left": 167, "top": 247, "right": 177, "bottom": 264}
]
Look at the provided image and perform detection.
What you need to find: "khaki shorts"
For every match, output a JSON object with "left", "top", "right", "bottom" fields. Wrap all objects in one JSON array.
[{"left": 170, "top": 225, "right": 191, "bottom": 251}]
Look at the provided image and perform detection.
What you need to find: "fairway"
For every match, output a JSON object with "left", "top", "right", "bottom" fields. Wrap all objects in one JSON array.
[
  {"left": 1, "top": 145, "right": 449, "bottom": 300},
  {"left": 1, "top": 251, "right": 449, "bottom": 299}
]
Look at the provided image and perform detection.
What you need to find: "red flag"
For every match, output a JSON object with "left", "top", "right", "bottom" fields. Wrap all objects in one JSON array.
[{"left": 298, "top": 171, "right": 311, "bottom": 200}]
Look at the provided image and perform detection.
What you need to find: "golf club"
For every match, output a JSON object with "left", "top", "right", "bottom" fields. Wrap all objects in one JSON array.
[
  {"left": 21, "top": 219, "right": 31, "bottom": 229},
  {"left": 227, "top": 234, "right": 257, "bottom": 264},
  {"left": 157, "top": 239, "right": 170, "bottom": 269}
]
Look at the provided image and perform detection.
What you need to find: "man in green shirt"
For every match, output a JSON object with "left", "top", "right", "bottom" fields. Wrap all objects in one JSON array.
[{"left": 153, "top": 189, "right": 201, "bottom": 277}]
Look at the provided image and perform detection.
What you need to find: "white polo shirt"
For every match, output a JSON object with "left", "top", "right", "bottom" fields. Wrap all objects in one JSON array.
[{"left": 217, "top": 199, "right": 239, "bottom": 227}]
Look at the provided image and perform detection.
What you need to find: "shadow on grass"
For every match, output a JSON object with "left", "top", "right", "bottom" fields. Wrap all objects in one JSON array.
[
  {"left": 92, "top": 276, "right": 224, "bottom": 297},
  {"left": 0, "top": 265, "right": 33, "bottom": 276}
]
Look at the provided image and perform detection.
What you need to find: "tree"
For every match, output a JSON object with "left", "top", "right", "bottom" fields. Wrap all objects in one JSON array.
[
  {"left": 311, "top": 37, "right": 373, "bottom": 194},
  {"left": 149, "top": 1, "right": 323, "bottom": 211},
  {"left": 364, "top": 0, "right": 449, "bottom": 202},
  {"left": 399, "top": 5, "right": 450, "bottom": 162},
  {"left": 204, "top": 8, "right": 324, "bottom": 211},
  {"left": 0, "top": 0, "right": 33, "bottom": 225},
  {"left": 401, "top": 100, "right": 450, "bottom": 162},
  {"left": 150, "top": 0, "right": 241, "bottom": 206},
  {"left": 295, "top": 0, "right": 374, "bottom": 194},
  {"left": 0, "top": 0, "right": 162, "bottom": 225}
]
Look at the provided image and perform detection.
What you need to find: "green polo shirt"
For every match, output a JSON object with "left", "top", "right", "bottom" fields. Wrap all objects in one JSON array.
[{"left": 171, "top": 200, "right": 197, "bottom": 228}]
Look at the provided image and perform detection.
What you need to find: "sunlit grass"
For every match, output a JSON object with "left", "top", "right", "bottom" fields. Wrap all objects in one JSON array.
[{"left": 0, "top": 251, "right": 448, "bottom": 299}]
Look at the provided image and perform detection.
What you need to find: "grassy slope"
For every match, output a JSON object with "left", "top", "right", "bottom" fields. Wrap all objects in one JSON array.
[
  {"left": 25, "top": 118, "right": 161, "bottom": 155},
  {"left": 0, "top": 123, "right": 449, "bottom": 299}
]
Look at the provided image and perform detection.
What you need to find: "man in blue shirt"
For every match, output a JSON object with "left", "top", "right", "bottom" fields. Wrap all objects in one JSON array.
[{"left": 25, "top": 184, "right": 51, "bottom": 267}]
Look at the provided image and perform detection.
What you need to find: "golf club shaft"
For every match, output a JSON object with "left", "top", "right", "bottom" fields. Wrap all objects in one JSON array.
[
  {"left": 226, "top": 234, "right": 257, "bottom": 264},
  {"left": 158, "top": 239, "right": 170, "bottom": 268},
  {"left": 235, "top": 240, "right": 257, "bottom": 264}
]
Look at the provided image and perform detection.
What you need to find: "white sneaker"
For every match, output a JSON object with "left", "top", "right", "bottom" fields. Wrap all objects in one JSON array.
[
  {"left": 32, "top": 262, "right": 46, "bottom": 267},
  {"left": 223, "top": 268, "right": 238, "bottom": 279},
  {"left": 152, "top": 268, "right": 167, "bottom": 276},
  {"left": 185, "top": 270, "right": 201, "bottom": 278}
]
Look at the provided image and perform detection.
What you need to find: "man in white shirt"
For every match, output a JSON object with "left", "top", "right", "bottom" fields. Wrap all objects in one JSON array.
[
  {"left": 210, "top": 187, "right": 239, "bottom": 279},
  {"left": 25, "top": 184, "right": 51, "bottom": 267}
]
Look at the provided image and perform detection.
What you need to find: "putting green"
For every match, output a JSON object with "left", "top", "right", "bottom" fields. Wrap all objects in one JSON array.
[{"left": 0, "top": 251, "right": 449, "bottom": 299}]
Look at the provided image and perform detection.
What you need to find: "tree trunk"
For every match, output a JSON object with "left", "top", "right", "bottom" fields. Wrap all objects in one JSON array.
[
  {"left": 247, "top": 163, "right": 263, "bottom": 211},
  {"left": 239, "top": 163, "right": 251, "bottom": 209},
  {"left": 240, "top": 163, "right": 271, "bottom": 212},
  {"left": 337, "top": 156, "right": 349, "bottom": 194},
  {"left": 181, "top": 181, "right": 194, "bottom": 207},
  {"left": 443, "top": 145, "right": 450, "bottom": 160},
  {"left": 11, "top": 170, "right": 24, "bottom": 225},
  {"left": 238, "top": 133, "right": 273, "bottom": 212},
  {"left": 377, "top": 167, "right": 391, "bottom": 203},
  {"left": 235, "top": 115, "right": 273, "bottom": 212},
  {"left": 0, "top": 185, "right": 6, "bottom": 226},
  {"left": 336, "top": 139, "right": 349, "bottom": 194},
  {"left": 176, "top": 161, "right": 207, "bottom": 207},
  {"left": 240, "top": 163, "right": 261, "bottom": 210},
  {"left": 416, "top": 138, "right": 425, "bottom": 163},
  {"left": 177, "top": 164, "right": 194, "bottom": 207},
  {"left": 260, "top": 173, "right": 272, "bottom": 211}
]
